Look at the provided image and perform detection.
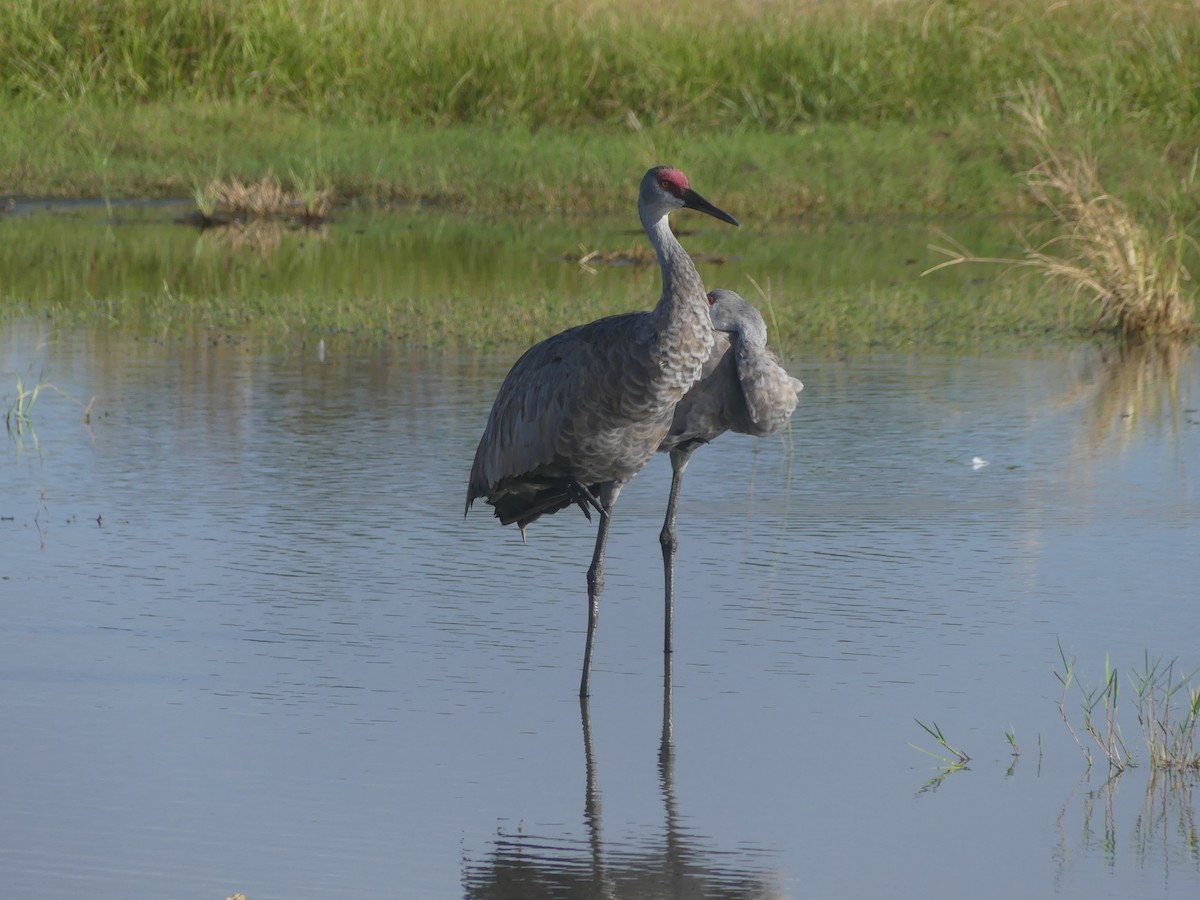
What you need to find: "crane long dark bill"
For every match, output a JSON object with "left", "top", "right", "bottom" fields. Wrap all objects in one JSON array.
[
  {"left": 465, "top": 166, "right": 738, "bottom": 697},
  {"left": 681, "top": 189, "right": 739, "bottom": 227}
]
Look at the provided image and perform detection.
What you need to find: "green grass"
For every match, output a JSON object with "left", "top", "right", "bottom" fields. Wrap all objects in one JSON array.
[
  {"left": 2, "top": 96, "right": 1195, "bottom": 226},
  {"left": 913, "top": 643, "right": 1199, "bottom": 787},
  {"left": 0, "top": 99, "right": 1024, "bottom": 216},
  {"left": 3, "top": 0, "right": 1197, "bottom": 133},
  {"left": 1056, "top": 641, "right": 1200, "bottom": 773},
  {"left": 0, "top": 0, "right": 1197, "bottom": 222},
  {"left": 1056, "top": 642, "right": 1131, "bottom": 773},
  {"left": 0, "top": 200, "right": 1095, "bottom": 350}
]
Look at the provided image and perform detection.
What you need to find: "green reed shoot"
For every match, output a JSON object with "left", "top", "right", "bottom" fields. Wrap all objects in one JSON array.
[
  {"left": 5, "top": 371, "right": 93, "bottom": 439},
  {"left": 911, "top": 719, "right": 971, "bottom": 770},
  {"left": 1129, "top": 654, "right": 1200, "bottom": 771},
  {"left": 1055, "top": 640, "right": 1130, "bottom": 773},
  {"left": 6, "top": 373, "right": 44, "bottom": 434},
  {"left": 1005, "top": 727, "right": 1021, "bottom": 761},
  {"left": 1056, "top": 643, "right": 1200, "bottom": 773},
  {"left": 1003, "top": 727, "right": 1023, "bottom": 776}
]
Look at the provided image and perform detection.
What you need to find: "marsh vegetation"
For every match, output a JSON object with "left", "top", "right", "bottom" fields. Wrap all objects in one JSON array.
[
  {"left": 930, "top": 87, "right": 1197, "bottom": 338},
  {"left": 0, "top": 0, "right": 1196, "bottom": 341},
  {"left": 1, "top": 0, "right": 1198, "bottom": 215},
  {"left": 187, "top": 173, "right": 335, "bottom": 227}
]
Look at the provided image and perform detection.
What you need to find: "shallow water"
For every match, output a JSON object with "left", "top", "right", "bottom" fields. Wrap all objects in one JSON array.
[{"left": 2, "top": 317, "right": 1199, "bottom": 898}]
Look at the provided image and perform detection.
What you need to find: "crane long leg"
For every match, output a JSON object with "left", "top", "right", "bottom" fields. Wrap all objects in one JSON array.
[
  {"left": 581, "top": 483, "right": 621, "bottom": 698},
  {"left": 659, "top": 449, "right": 693, "bottom": 655}
]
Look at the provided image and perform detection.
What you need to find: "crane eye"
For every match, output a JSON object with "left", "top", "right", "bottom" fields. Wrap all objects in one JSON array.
[{"left": 658, "top": 178, "right": 671, "bottom": 191}]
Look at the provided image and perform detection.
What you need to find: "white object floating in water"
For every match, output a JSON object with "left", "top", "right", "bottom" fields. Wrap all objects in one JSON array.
[
  {"left": 317, "top": 338, "right": 326, "bottom": 363},
  {"left": 971, "top": 456, "right": 989, "bottom": 470}
]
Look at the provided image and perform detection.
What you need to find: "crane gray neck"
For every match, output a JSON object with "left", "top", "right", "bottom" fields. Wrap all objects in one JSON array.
[
  {"left": 709, "top": 290, "right": 770, "bottom": 349},
  {"left": 728, "top": 316, "right": 769, "bottom": 350},
  {"left": 642, "top": 210, "right": 705, "bottom": 309}
]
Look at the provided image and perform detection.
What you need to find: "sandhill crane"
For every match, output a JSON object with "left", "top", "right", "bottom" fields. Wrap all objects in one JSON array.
[
  {"left": 465, "top": 166, "right": 738, "bottom": 697},
  {"left": 657, "top": 289, "right": 804, "bottom": 653}
]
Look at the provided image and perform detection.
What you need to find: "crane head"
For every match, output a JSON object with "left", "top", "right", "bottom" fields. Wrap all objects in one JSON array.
[
  {"left": 642, "top": 166, "right": 739, "bottom": 227},
  {"left": 707, "top": 289, "right": 768, "bottom": 345}
]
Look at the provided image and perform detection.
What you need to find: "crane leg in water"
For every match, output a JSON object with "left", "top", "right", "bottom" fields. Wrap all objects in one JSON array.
[
  {"left": 581, "top": 483, "right": 621, "bottom": 698},
  {"left": 659, "top": 447, "right": 696, "bottom": 655}
]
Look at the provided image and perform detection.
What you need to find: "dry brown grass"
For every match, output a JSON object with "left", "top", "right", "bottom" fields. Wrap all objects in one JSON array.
[
  {"left": 928, "top": 87, "right": 1197, "bottom": 339},
  {"left": 190, "top": 173, "right": 335, "bottom": 226},
  {"left": 1015, "top": 90, "right": 1196, "bottom": 338}
]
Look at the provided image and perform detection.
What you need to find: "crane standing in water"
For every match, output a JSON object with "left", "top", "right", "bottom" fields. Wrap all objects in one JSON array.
[
  {"left": 465, "top": 166, "right": 738, "bottom": 698},
  {"left": 657, "top": 289, "right": 803, "bottom": 654}
]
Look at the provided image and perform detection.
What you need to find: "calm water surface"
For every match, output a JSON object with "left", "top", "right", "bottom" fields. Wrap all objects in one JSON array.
[{"left": 2, "top": 319, "right": 1199, "bottom": 899}]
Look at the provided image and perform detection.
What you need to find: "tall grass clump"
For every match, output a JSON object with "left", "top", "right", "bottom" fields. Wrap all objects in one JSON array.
[
  {"left": 929, "top": 86, "right": 1198, "bottom": 339},
  {"left": 190, "top": 172, "right": 334, "bottom": 226},
  {"left": 1013, "top": 88, "right": 1197, "bottom": 338}
]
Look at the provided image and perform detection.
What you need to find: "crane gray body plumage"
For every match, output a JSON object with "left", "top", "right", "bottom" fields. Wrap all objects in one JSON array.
[
  {"left": 657, "top": 289, "right": 803, "bottom": 652},
  {"left": 465, "top": 166, "right": 738, "bottom": 696},
  {"left": 662, "top": 290, "right": 802, "bottom": 452},
  {"left": 466, "top": 299, "right": 710, "bottom": 530}
]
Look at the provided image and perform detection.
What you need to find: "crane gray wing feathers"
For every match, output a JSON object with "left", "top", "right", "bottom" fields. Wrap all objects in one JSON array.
[
  {"left": 733, "top": 343, "right": 802, "bottom": 437},
  {"left": 467, "top": 333, "right": 579, "bottom": 502},
  {"left": 659, "top": 333, "right": 734, "bottom": 453},
  {"left": 467, "top": 312, "right": 674, "bottom": 511}
]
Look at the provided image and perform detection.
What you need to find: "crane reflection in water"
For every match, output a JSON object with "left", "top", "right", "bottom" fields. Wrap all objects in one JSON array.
[{"left": 461, "top": 657, "right": 785, "bottom": 898}]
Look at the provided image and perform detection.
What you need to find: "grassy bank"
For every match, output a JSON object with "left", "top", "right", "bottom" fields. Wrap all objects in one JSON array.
[
  {"left": 2, "top": 100, "right": 1034, "bottom": 217},
  {"left": 0, "top": 0, "right": 1197, "bottom": 220},
  {"left": 2, "top": 98, "right": 1196, "bottom": 224}
]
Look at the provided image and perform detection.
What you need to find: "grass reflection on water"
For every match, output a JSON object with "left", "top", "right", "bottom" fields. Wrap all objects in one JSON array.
[{"left": 0, "top": 201, "right": 1076, "bottom": 350}]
